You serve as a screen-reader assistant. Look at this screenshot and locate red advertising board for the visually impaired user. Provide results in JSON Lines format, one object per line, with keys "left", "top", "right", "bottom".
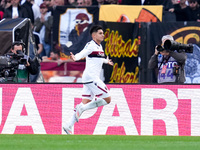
{"left": 0, "top": 84, "right": 199, "bottom": 136}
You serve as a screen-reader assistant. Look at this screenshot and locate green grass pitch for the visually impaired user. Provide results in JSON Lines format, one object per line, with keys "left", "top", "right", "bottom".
{"left": 0, "top": 134, "right": 200, "bottom": 150}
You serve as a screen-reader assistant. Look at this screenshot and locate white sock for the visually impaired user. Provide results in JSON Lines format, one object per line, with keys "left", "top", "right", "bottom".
{"left": 80, "top": 98, "right": 108, "bottom": 113}
{"left": 68, "top": 110, "right": 77, "bottom": 127}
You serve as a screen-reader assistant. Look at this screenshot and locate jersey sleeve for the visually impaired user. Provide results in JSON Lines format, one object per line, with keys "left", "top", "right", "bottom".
{"left": 74, "top": 43, "right": 93, "bottom": 61}
{"left": 103, "top": 58, "right": 108, "bottom": 64}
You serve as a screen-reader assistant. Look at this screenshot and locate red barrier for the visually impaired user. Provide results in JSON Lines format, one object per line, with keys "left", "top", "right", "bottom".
{"left": 40, "top": 62, "right": 85, "bottom": 82}
{"left": 40, "top": 62, "right": 85, "bottom": 71}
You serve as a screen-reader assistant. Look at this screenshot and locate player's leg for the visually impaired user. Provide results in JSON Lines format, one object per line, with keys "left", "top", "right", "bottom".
{"left": 79, "top": 96, "right": 111, "bottom": 113}
{"left": 75, "top": 84, "right": 93, "bottom": 122}
{"left": 63, "top": 102, "right": 93, "bottom": 134}
{"left": 74, "top": 99, "right": 90, "bottom": 122}
{"left": 63, "top": 85, "right": 92, "bottom": 134}
{"left": 76, "top": 80, "right": 111, "bottom": 119}
{"left": 63, "top": 110, "right": 76, "bottom": 134}
{"left": 87, "top": 79, "right": 111, "bottom": 107}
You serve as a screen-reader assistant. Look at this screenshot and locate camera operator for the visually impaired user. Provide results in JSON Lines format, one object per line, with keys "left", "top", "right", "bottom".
{"left": 148, "top": 35, "right": 187, "bottom": 84}
{"left": 8, "top": 41, "right": 39, "bottom": 82}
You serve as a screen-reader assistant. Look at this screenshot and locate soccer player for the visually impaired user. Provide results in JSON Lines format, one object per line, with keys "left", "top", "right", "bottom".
{"left": 63, "top": 25, "right": 113, "bottom": 134}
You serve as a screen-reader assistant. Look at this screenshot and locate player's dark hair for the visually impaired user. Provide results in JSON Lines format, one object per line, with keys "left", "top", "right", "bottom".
{"left": 90, "top": 25, "right": 103, "bottom": 35}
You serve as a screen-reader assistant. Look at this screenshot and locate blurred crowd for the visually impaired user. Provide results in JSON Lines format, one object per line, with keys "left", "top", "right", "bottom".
{"left": 0, "top": 0, "right": 199, "bottom": 59}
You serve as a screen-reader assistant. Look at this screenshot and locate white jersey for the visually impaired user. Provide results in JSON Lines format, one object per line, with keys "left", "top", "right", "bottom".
{"left": 75, "top": 40, "right": 108, "bottom": 83}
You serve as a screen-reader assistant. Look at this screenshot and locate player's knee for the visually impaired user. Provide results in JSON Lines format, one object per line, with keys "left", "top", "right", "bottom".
{"left": 104, "top": 96, "right": 111, "bottom": 104}
{"left": 82, "top": 99, "right": 92, "bottom": 104}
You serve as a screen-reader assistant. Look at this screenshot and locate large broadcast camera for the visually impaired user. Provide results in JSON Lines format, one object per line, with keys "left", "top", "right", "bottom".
{"left": 0, "top": 50, "right": 27, "bottom": 82}
{"left": 157, "top": 40, "right": 193, "bottom": 53}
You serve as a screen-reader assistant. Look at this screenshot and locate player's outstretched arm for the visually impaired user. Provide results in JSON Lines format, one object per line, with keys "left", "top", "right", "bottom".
{"left": 106, "top": 56, "right": 114, "bottom": 66}
{"left": 70, "top": 52, "right": 76, "bottom": 62}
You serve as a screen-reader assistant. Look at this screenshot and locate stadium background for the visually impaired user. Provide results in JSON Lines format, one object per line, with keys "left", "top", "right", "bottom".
{"left": 51, "top": 5, "right": 200, "bottom": 84}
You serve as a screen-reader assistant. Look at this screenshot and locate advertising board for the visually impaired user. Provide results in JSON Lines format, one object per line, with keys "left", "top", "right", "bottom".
{"left": 0, "top": 84, "right": 199, "bottom": 136}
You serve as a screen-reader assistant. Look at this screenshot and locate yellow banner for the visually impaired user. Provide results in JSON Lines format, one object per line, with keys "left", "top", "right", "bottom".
{"left": 99, "top": 5, "right": 163, "bottom": 22}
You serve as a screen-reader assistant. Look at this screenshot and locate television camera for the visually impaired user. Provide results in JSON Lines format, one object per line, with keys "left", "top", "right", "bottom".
{"left": 0, "top": 50, "right": 27, "bottom": 82}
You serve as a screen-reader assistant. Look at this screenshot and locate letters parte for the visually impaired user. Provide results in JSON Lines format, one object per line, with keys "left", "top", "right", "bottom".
{"left": 0, "top": 85, "right": 199, "bottom": 135}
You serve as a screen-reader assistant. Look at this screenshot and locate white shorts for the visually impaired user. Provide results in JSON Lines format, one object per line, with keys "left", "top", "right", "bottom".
{"left": 82, "top": 79, "right": 110, "bottom": 100}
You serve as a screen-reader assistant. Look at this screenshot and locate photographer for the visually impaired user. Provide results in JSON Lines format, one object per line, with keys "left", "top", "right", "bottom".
{"left": 148, "top": 35, "right": 187, "bottom": 84}
{"left": 8, "top": 41, "right": 39, "bottom": 82}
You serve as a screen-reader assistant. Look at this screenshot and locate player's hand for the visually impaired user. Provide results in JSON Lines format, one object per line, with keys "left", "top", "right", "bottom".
{"left": 107, "top": 56, "right": 114, "bottom": 66}
{"left": 70, "top": 52, "right": 76, "bottom": 61}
